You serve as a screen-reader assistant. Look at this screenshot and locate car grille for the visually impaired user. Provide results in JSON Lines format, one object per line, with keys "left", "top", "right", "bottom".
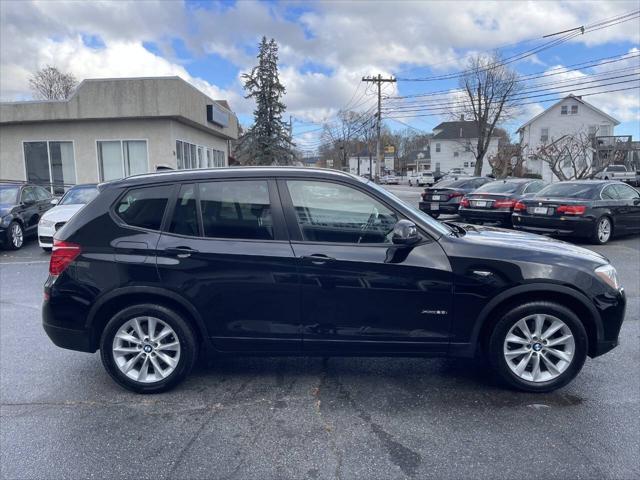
{"left": 39, "top": 236, "right": 53, "bottom": 244}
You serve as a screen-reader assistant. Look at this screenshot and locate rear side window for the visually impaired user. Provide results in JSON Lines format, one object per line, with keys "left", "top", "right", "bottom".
{"left": 601, "top": 185, "right": 618, "bottom": 200}
{"left": 115, "top": 185, "right": 171, "bottom": 231}
{"left": 199, "top": 180, "right": 274, "bottom": 240}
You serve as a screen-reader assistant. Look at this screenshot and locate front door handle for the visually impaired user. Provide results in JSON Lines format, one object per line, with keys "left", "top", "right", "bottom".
{"left": 165, "top": 246, "right": 199, "bottom": 258}
{"left": 301, "top": 254, "right": 335, "bottom": 265}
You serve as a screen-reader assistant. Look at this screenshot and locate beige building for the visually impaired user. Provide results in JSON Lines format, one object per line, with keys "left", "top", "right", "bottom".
{"left": 0, "top": 77, "right": 239, "bottom": 192}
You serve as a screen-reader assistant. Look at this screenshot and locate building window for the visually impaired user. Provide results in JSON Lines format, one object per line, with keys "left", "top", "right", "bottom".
{"left": 571, "top": 105, "right": 578, "bottom": 115}
{"left": 177, "top": 140, "right": 226, "bottom": 170}
{"left": 97, "top": 140, "right": 148, "bottom": 181}
{"left": 470, "top": 161, "right": 476, "bottom": 167}
{"left": 599, "top": 124, "right": 611, "bottom": 136}
{"left": 540, "top": 128, "right": 549, "bottom": 143}
{"left": 561, "top": 106, "right": 568, "bottom": 115}
{"left": 23, "top": 141, "right": 76, "bottom": 194}
{"left": 465, "top": 142, "right": 471, "bottom": 152}
{"left": 588, "top": 125, "right": 597, "bottom": 137}
{"left": 463, "top": 162, "right": 469, "bottom": 167}
{"left": 435, "top": 143, "right": 441, "bottom": 153}
{"left": 454, "top": 151, "right": 459, "bottom": 157}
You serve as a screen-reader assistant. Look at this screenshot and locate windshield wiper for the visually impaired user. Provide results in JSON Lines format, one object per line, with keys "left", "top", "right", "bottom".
{"left": 442, "top": 221, "right": 466, "bottom": 236}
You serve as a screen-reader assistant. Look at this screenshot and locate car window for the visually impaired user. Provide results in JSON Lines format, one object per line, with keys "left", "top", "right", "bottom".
{"left": 0, "top": 185, "right": 20, "bottom": 204}
{"left": 115, "top": 185, "right": 171, "bottom": 231}
{"left": 60, "top": 186, "right": 98, "bottom": 205}
{"left": 607, "top": 165, "right": 626, "bottom": 172}
{"left": 34, "top": 186, "right": 52, "bottom": 200}
{"left": 199, "top": 180, "right": 274, "bottom": 240}
{"left": 524, "top": 181, "right": 546, "bottom": 194}
{"left": 21, "top": 187, "right": 37, "bottom": 203}
{"left": 169, "top": 184, "right": 199, "bottom": 237}
{"left": 287, "top": 180, "right": 398, "bottom": 244}
{"left": 613, "top": 184, "right": 639, "bottom": 200}
{"left": 600, "top": 185, "right": 618, "bottom": 200}
{"left": 474, "top": 181, "right": 520, "bottom": 194}
{"left": 537, "top": 183, "right": 598, "bottom": 199}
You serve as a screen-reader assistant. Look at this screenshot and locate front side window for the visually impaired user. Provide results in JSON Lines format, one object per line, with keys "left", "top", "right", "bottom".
{"left": 21, "top": 187, "right": 37, "bottom": 204}
{"left": 169, "top": 184, "right": 199, "bottom": 236}
{"left": 115, "top": 185, "right": 171, "bottom": 231}
{"left": 199, "top": 180, "right": 273, "bottom": 240}
{"left": 287, "top": 180, "right": 398, "bottom": 244}
{"left": 613, "top": 184, "right": 639, "bottom": 200}
{"left": 34, "top": 186, "right": 52, "bottom": 201}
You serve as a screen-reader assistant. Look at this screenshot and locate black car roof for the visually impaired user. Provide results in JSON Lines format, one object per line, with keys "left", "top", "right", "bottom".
{"left": 103, "top": 167, "right": 358, "bottom": 188}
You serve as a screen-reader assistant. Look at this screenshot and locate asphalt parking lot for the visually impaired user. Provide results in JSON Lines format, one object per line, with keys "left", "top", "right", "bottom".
{"left": 1, "top": 187, "right": 638, "bottom": 480}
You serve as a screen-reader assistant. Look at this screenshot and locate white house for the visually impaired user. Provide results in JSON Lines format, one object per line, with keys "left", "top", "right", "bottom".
{"left": 347, "top": 152, "right": 394, "bottom": 176}
{"left": 431, "top": 119, "right": 498, "bottom": 176}
{"left": 518, "top": 95, "right": 620, "bottom": 182}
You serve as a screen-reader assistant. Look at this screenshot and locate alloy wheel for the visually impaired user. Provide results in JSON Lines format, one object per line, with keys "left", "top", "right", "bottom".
{"left": 112, "top": 316, "right": 181, "bottom": 383}
{"left": 597, "top": 218, "right": 611, "bottom": 243}
{"left": 503, "top": 314, "right": 575, "bottom": 383}
{"left": 10, "top": 223, "right": 23, "bottom": 248}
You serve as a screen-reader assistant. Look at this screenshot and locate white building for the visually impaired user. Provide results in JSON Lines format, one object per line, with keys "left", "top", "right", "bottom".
{"left": 347, "top": 153, "right": 394, "bottom": 176}
{"left": 0, "top": 77, "right": 238, "bottom": 192}
{"left": 518, "top": 95, "right": 619, "bottom": 182}
{"left": 431, "top": 120, "right": 498, "bottom": 176}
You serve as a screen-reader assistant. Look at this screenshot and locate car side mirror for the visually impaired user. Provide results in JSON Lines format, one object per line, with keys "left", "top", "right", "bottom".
{"left": 50, "top": 197, "right": 59, "bottom": 205}
{"left": 633, "top": 198, "right": 640, "bottom": 205}
{"left": 392, "top": 219, "right": 420, "bottom": 246}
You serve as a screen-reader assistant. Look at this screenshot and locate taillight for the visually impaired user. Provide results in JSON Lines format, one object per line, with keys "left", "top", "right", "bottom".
{"left": 50, "top": 239, "right": 81, "bottom": 275}
{"left": 557, "top": 205, "right": 587, "bottom": 216}
{"left": 513, "top": 201, "right": 526, "bottom": 212}
{"left": 493, "top": 198, "right": 516, "bottom": 209}
{"left": 449, "top": 191, "right": 463, "bottom": 199}
{"left": 460, "top": 197, "right": 470, "bottom": 207}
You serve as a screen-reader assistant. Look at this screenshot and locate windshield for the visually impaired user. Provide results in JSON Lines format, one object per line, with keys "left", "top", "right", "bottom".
{"left": 60, "top": 185, "right": 99, "bottom": 205}
{"left": 474, "top": 180, "right": 521, "bottom": 194}
{"left": 537, "top": 182, "right": 598, "bottom": 199}
{"left": 364, "top": 179, "right": 451, "bottom": 236}
{"left": 607, "top": 165, "right": 626, "bottom": 172}
{"left": 0, "top": 185, "right": 19, "bottom": 204}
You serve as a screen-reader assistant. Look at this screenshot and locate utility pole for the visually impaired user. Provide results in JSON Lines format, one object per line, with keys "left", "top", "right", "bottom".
{"left": 289, "top": 115, "right": 293, "bottom": 165}
{"left": 362, "top": 74, "right": 396, "bottom": 182}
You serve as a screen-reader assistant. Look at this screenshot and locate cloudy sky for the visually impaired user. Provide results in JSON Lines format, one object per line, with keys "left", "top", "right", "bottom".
{"left": 1, "top": 0, "right": 638, "bottom": 151}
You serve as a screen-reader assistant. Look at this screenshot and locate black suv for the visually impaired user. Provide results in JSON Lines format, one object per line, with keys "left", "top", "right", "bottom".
{"left": 1, "top": 181, "right": 55, "bottom": 250}
{"left": 43, "top": 168, "right": 626, "bottom": 393}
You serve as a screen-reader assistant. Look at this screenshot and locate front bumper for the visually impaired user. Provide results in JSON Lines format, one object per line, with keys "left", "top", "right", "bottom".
{"left": 512, "top": 213, "right": 594, "bottom": 237}
{"left": 38, "top": 224, "right": 55, "bottom": 248}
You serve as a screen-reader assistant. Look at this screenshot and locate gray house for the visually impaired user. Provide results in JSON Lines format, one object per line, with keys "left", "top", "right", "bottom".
{"left": 0, "top": 77, "right": 239, "bottom": 191}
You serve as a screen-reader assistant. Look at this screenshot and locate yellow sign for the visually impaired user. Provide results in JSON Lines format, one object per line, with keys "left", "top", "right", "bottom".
{"left": 384, "top": 145, "right": 395, "bottom": 154}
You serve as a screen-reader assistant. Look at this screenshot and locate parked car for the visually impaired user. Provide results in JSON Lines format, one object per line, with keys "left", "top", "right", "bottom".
{"left": 512, "top": 180, "right": 640, "bottom": 244}
{"left": 380, "top": 174, "right": 400, "bottom": 185}
{"left": 595, "top": 165, "right": 638, "bottom": 186}
{"left": 459, "top": 178, "right": 548, "bottom": 227}
{"left": 43, "top": 167, "right": 626, "bottom": 393}
{"left": 0, "top": 182, "right": 55, "bottom": 250}
{"left": 38, "top": 184, "right": 99, "bottom": 251}
{"left": 448, "top": 168, "right": 469, "bottom": 176}
{"left": 409, "top": 171, "right": 435, "bottom": 187}
{"left": 419, "top": 177, "right": 492, "bottom": 218}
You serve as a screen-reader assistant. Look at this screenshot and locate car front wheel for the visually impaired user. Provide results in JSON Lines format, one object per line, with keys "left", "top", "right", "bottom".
{"left": 488, "top": 301, "right": 587, "bottom": 392}
{"left": 6, "top": 221, "right": 24, "bottom": 250}
{"left": 100, "top": 304, "right": 198, "bottom": 393}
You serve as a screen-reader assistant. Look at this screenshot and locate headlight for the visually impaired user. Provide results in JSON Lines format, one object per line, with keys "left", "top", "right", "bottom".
{"left": 1, "top": 214, "right": 12, "bottom": 226}
{"left": 39, "top": 218, "right": 55, "bottom": 227}
{"left": 595, "top": 264, "right": 621, "bottom": 290}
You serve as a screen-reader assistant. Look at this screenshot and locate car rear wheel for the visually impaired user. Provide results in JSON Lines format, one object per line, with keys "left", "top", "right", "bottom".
{"left": 488, "top": 301, "right": 587, "bottom": 392}
{"left": 100, "top": 304, "right": 198, "bottom": 393}
{"left": 6, "top": 221, "right": 24, "bottom": 250}
{"left": 592, "top": 216, "right": 612, "bottom": 244}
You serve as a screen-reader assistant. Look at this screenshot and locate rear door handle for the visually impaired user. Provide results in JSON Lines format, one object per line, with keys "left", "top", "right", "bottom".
{"left": 165, "top": 246, "right": 199, "bottom": 258}
{"left": 301, "top": 254, "right": 335, "bottom": 265}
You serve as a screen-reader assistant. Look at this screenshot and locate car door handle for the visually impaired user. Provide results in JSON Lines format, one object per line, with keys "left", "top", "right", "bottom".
{"left": 301, "top": 254, "right": 335, "bottom": 265}
{"left": 165, "top": 246, "right": 199, "bottom": 258}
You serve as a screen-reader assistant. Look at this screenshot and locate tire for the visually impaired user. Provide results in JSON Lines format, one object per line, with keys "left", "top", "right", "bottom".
{"left": 42, "top": 247, "right": 52, "bottom": 252}
{"left": 6, "top": 221, "right": 24, "bottom": 250}
{"left": 487, "top": 301, "right": 588, "bottom": 393}
{"left": 100, "top": 304, "right": 198, "bottom": 393}
{"left": 591, "top": 216, "right": 612, "bottom": 245}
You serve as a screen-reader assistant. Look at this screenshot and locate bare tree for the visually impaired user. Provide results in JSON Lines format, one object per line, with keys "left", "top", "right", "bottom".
{"left": 488, "top": 143, "right": 526, "bottom": 178}
{"left": 457, "top": 52, "right": 520, "bottom": 176}
{"left": 321, "top": 110, "right": 365, "bottom": 170}
{"left": 533, "top": 131, "right": 628, "bottom": 180}
{"left": 29, "top": 66, "right": 78, "bottom": 100}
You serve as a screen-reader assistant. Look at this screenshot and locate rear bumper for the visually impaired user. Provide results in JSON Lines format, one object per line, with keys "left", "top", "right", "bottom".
{"left": 419, "top": 201, "right": 459, "bottom": 214}
{"left": 42, "top": 291, "right": 95, "bottom": 353}
{"left": 459, "top": 208, "right": 512, "bottom": 223}
{"left": 512, "top": 213, "right": 594, "bottom": 237}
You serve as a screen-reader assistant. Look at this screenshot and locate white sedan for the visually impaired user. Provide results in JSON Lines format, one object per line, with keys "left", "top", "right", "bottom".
{"left": 38, "top": 184, "right": 99, "bottom": 251}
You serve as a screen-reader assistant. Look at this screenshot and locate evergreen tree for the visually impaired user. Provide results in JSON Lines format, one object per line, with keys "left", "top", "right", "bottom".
{"left": 237, "top": 37, "right": 294, "bottom": 165}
